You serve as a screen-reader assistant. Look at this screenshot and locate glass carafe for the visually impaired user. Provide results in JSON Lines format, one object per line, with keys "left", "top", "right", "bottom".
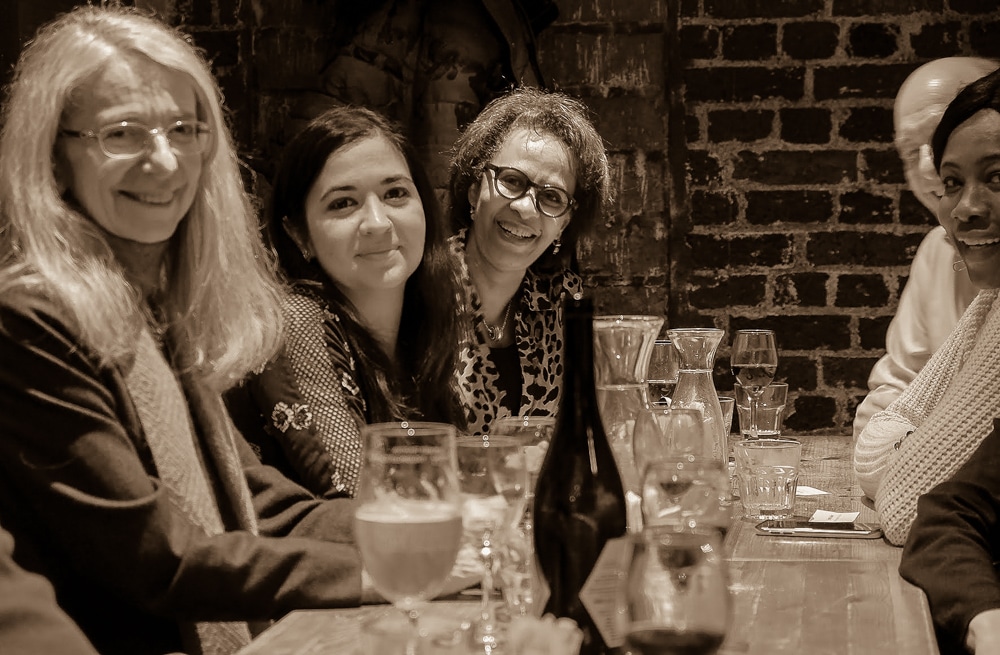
{"left": 593, "top": 315, "right": 664, "bottom": 532}
{"left": 666, "top": 328, "right": 727, "bottom": 469}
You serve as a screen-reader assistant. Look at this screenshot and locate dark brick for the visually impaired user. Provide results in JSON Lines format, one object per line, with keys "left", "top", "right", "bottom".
{"left": 609, "top": 153, "right": 666, "bottom": 217}
{"left": 807, "top": 231, "right": 925, "bottom": 266}
{"left": 777, "top": 355, "right": 819, "bottom": 391}
{"left": 191, "top": 30, "right": 240, "bottom": 68}
{"left": 746, "top": 190, "right": 834, "bottom": 225}
{"left": 970, "top": 21, "right": 1000, "bottom": 59}
{"left": 684, "top": 67, "right": 806, "bottom": 103}
{"left": 590, "top": 285, "right": 669, "bottom": 318}
{"left": 839, "top": 190, "right": 894, "bottom": 225}
{"left": 835, "top": 274, "right": 890, "bottom": 307}
{"left": 910, "top": 22, "right": 964, "bottom": 59}
{"left": 219, "top": 0, "right": 240, "bottom": 25}
{"left": 839, "top": 106, "right": 894, "bottom": 143}
{"left": 780, "top": 108, "right": 832, "bottom": 144}
{"left": 686, "top": 233, "right": 792, "bottom": 268}
{"left": 680, "top": 25, "right": 719, "bottom": 60}
{"left": 859, "top": 316, "right": 892, "bottom": 350}
{"left": 707, "top": 109, "right": 774, "bottom": 142}
{"left": 739, "top": 315, "right": 852, "bottom": 350}
{"left": 722, "top": 24, "right": 778, "bottom": 61}
{"left": 824, "top": 356, "right": 874, "bottom": 388}
{"left": 586, "top": 96, "right": 667, "bottom": 150}
{"left": 691, "top": 190, "right": 739, "bottom": 225}
{"left": 862, "top": 148, "right": 905, "bottom": 185}
{"left": 832, "top": 0, "right": 944, "bottom": 16}
{"left": 782, "top": 22, "right": 840, "bottom": 60}
{"left": 705, "top": 0, "right": 824, "bottom": 18}
{"left": 680, "top": 0, "right": 700, "bottom": 17}
{"left": 734, "top": 150, "right": 857, "bottom": 185}
{"left": 953, "top": 0, "right": 1000, "bottom": 12}
{"left": 188, "top": 0, "right": 213, "bottom": 25}
{"left": 784, "top": 395, "right": 836, "bottom": 432}
{"left": 688, "top": 274, "right": 767, "bottom": 309}
{"left": 686, "top": 150, "right": 724, "bottom": 186}
{"left": 686, "top": 113, "right": 701, "bottom": 144}
{"left": 899, "top": 192, "right": 936, "bottom": 226}
{"left": 775, "top": 273, "right": 829, "bottom": 307}
{"left": 847, "top": 23, "right": 899, "bottom": 59}
{"left": 814, "top": 63, "right": 914, "bottom": 100}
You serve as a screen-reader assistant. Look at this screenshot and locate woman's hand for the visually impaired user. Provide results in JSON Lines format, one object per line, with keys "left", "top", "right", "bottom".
{"left": 968, "top": 608, "right": 1000, "bottom": 654}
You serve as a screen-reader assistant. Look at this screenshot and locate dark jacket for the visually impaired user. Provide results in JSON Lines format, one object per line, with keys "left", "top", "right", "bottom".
{"left": 0, "top": 523, "right": 99, "bottom": 655}
{"left": 0, "top": 291, "right": 363, "bottom": 655}
{"left": 900, "top": 418, "right": 1000, "bottom": 655}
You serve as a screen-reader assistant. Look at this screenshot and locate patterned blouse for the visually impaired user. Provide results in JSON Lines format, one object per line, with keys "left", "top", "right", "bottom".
{"left": 229, "top": 285, "right": 366, "bottom": 498}
{"left": 450, "top": 230, "right": 582, "bottom": 436}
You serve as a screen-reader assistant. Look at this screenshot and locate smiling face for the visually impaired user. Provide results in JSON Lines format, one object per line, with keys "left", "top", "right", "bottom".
{"left": 298, "top": 134, "right": 425, "bottom": 305}
{"left": 467, "top": 128, "right": 576, "bottom": 275}
{"left": 56, "top": 54, "right": 203, "bottom": 243}
{"left": 938, "top": 109, "right": 1000, "bottom": 289}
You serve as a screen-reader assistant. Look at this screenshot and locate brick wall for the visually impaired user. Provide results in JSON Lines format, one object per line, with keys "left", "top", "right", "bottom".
{"left": 132, "top": 0, "right": 1000, "bottom": 434}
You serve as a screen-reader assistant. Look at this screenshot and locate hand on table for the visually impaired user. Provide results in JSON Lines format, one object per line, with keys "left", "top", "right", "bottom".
{"left": 968, "top": 608, "right": 1000, "bottom": 654}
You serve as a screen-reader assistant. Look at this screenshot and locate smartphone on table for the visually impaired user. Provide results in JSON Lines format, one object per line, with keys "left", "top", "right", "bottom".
{"left": 755, "top": 519, "right": 883, "bottom": 539}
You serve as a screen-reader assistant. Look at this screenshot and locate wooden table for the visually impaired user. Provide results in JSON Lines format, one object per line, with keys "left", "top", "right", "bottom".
{"left": 238, "top": 434, "right": 939, "bottom": 655}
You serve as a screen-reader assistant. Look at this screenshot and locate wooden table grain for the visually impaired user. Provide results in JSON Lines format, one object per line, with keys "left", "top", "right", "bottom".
{"left": 238, "top": 434, "right": 939, "bottom": 655}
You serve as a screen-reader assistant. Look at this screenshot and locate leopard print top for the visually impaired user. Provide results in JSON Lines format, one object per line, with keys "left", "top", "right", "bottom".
{"left": 450, "top": 231, "right": 582, "bottom": 436}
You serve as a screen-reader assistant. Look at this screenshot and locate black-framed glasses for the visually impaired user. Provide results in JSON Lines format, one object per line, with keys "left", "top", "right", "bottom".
{"left": 483, "top": 164, "right": 576, "bottom": 218}
{"left": 59, "top": 120, "right": 212, "bottom": 159}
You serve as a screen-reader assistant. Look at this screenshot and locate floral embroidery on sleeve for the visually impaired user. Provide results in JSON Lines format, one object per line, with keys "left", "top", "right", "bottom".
{"left": 271, "top": 401, "right": 314, "bottom": 433}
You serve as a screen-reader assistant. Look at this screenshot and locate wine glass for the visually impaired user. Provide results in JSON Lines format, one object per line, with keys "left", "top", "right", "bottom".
{"left": 457, "top": 435, "right": 529, "bottom": 652}
{"left": 490, "top": 416, "right": 555, "bottom": 617}
{"left": 730, "top": 330, "right": 778, "bottom": 440}
{"left": 641, "top": 455, "right": 734, "bottom": 539}
{"left": 354, "top": 422, "right": 463, "bottom": 655}
{"left": 647, "top": 339, "right": 679, "bottom": 406}
{"left": 622, "top": 526, "right": 731, "bottom": 655}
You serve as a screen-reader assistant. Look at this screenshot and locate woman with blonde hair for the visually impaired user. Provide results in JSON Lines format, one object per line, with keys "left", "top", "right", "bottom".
{"left": 0, "top": 6, "right": 367, "bottom": 655}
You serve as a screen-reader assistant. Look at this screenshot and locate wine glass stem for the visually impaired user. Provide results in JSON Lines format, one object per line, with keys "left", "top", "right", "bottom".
{"left": 750, "top": 395, "right": 760, "bottom": 440}
{"left": 479, "top": 530, "right": 498, "bottom": 641}
{"left": 405, "top": 608, "right": 420, "bottom": 655}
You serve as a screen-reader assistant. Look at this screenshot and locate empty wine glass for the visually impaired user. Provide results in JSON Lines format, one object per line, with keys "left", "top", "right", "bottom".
{"left": 730, "top": 330, "right": 778, "bottom": 440}
{"left": 622, "top": 526, "right": 731, "bottom": 655}
{"left": 457, "top": 435, "right": 529, "bottom": 652}
{"left": 641, "top": 455, "right": 734, "bottom": 538}
{"left": 354, "top": 422, "right": 463, "bottom": 655}
{"left": 490, "top": 416, "right": 555, "bottom": 617}
{"left": 647, "top": 339, "right": 679, "bottom": 405}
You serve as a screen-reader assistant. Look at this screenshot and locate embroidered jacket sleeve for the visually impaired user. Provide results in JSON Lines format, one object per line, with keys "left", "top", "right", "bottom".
{"left": 240, "top": 289, "right": 366, "bottom": 498}
{"left": 0, "top": 293, "right": 363, "bottom": 649}
{"left": 900, "top": 420, "right": 1000, "bottom": 655}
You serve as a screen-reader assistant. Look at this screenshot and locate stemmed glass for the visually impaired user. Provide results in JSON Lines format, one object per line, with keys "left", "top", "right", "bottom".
{"left": 730, "top": 330, "right": 778, "bottom": 440}
{"left": 641, "top": 455, "right": 734, "bottom": 538}
{"left": 647, "top": 339, "right": 679, "bottom": 406}
{"left": 457, "top": 435, "right": 529, "bottom": 652}
{"left": 354, "top": 422, "right": 464, "bottom": 655}
{"left": 490, "top": 416, "right": 556, "bottom": 617}
{"left": 622, "top": 526, "right": 731, "bottom": 655}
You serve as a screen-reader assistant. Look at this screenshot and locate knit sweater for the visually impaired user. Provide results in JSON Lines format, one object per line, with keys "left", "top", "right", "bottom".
{"left": 854, "top": 288, "right": 1000, "bottom": 545}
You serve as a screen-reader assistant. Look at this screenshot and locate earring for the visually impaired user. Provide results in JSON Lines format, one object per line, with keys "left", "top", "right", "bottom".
{"left": 953, "top": 259, "right": 967, "bottom": 272}
{"left": 552, "top": 239, "right": 561, "bottom": 255}
{"left": 470, "top": 207, "right": 476, "bottom": 222}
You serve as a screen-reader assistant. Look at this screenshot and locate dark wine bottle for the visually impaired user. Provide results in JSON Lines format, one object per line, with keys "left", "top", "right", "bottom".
{"left": 533, "top": 293, "right": 628, "bottom": 655}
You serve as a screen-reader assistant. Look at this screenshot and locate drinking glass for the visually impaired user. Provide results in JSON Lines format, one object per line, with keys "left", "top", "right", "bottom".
{"left": 730, "top": 330, "right": 778, "bottom": 440}
{"left": 457, "top": 435, "right": 529, "bottom": 652}
{"left": 647, "top": 339, "right": 679, "bottom": 405}
{"left": 621, "top": 526, "right": 731, "bottom": 655}
{"left": 490, "top": 416, "right": 555, "bottom": 617}
{"left": 641, "top": 455, "right": 734, "bottom": 538}
{"left": 355, "top": 422, "right": 464, "bottom": 655}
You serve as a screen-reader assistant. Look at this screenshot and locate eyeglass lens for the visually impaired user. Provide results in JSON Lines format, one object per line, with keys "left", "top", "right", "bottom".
{"left": 100, "top": 122, "right": 208, "bottom": 157}
{"left": 489, "top": 166, "right": 571, "bottom": 217}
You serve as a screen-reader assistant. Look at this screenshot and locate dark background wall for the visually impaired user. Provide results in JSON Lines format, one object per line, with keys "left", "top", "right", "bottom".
{"left": 4, "top": 0, "right": 1000, "bottom": 434}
